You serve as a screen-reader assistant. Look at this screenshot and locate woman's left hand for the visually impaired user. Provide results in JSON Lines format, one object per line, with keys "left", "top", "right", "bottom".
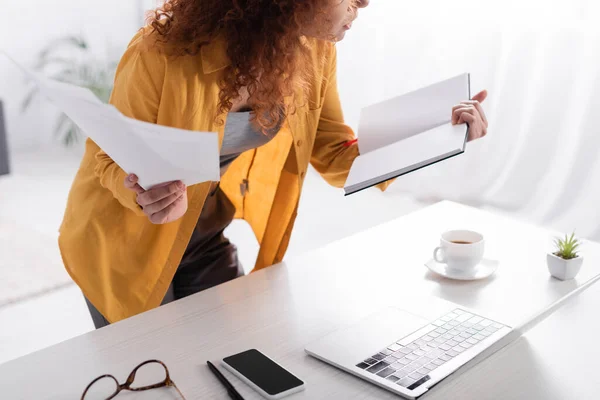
{"left": 452, "top": 90, "right": 489, "bottom": 142}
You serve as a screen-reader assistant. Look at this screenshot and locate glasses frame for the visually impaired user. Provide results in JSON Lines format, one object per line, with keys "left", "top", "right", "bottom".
{"left": 81, "top": 359, "right": 185, "bottom": 400}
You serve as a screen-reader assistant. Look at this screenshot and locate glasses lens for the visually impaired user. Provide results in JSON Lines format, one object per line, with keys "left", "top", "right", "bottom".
{"left": 83, "top": 376, "right": 118, "bottom": 400}
{"left": 130, "top": 361, "right": 168, "bottom": 389}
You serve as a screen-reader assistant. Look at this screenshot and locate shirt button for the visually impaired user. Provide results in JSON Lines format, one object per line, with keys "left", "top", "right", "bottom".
{"left": 296, "top": 139, "right": 303, "bottom": 147}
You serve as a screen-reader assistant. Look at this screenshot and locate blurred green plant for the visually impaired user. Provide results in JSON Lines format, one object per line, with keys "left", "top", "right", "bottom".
{"left": 553, "top": 232, "right": 581, "bottom": 260}
{"left": 20, "top": 35, "right": 118, "bottom": 146}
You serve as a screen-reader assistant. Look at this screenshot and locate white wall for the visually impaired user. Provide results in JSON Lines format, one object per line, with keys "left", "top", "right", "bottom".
{"left": 0, "top": 0, "right": 154, "bottom": 150}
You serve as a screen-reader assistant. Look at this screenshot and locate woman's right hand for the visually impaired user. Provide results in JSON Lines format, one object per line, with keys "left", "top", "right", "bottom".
{"left": 124, "top": 174, "right": 188, "bottom": 224}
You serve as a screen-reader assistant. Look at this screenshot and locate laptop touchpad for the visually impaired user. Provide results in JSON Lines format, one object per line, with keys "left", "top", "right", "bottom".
{"left": 306, "top": 307, "right": 429, "bottom": 366}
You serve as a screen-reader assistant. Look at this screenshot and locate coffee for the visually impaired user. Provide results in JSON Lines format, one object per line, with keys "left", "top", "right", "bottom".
{"left": 434, "top": 230, "right": 485, "bottom": 271}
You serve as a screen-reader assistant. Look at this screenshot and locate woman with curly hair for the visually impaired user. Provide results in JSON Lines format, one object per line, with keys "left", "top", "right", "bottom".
{"left": 59, "top": 0, "right": 489, "bottom": 328}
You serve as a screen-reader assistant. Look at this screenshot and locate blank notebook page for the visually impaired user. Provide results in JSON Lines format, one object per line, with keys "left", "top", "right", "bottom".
{"left": 357, "top": 73, "right": 470, "bottom": 155}
{"left": 345, "top": 123, "right": 467, "bottom": 189}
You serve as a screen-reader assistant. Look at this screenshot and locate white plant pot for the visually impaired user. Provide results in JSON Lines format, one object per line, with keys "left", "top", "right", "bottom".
{"left": 547, "top": 253, "right": 583, "bottom": 281}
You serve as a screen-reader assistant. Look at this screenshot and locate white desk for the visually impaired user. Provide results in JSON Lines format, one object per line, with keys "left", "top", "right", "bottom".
{"left": 1, "top": 201, "right": 599, "bottom": 399}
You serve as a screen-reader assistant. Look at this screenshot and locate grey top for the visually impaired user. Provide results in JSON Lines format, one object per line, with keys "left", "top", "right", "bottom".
{"left": 219, "top": 111, "right": 280, "bottom": 175}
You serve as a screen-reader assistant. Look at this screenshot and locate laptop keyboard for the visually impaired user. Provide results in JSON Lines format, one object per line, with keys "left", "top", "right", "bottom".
{"left": 355, "top": 309, "right": 506, "bottom": 390}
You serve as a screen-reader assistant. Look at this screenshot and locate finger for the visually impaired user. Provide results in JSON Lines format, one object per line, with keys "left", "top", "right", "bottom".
{"left": 460, "top": 100, "right": 488, "bottom": 126}
{"left": 452, "top": 104, "right": 474, "bottom": 113}
{"left": 453, "top": 107, "right": 476, "bottom": 124}
{"left": 471, "top": 90, "right": 488, "bottom": 103}
{"left": 453, "top": 105, "right": 475, "bottom": 115}
{"left": 458, "top": 110, "right": 487, "bottom": 136}
{"left": 124, "top": 174, "right": 145, "bottom": 195}
{"left": 149, "top": 194, "right": 185, "bottom": 225}
{"left": 452, "top": 105, "right": 474, "bottom": 124}
{"left": 137, "top": 181, "right": 185, "bottom": 207}
{"left": 142, "top": 191, "right": 182, "bottom": 215}
{"left": 150, "top": 180, "right": 181, "bottom": 189}
{"left": 459, "top": 112, "right": 476, "bottom": 125}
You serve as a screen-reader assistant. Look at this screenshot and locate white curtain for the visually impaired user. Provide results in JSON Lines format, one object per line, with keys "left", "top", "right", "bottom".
{"left": 335, "top": 0, "right": 600, "bottom": 239}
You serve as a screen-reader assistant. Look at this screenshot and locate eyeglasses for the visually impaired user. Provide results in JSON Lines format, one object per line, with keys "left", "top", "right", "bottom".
{"left": 81, "top": 360, "right": 186, "bottom": 400}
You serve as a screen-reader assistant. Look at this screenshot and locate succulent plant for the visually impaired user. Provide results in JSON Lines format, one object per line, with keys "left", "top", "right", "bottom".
{"left": 553, "top": 232, "right": 581, "bottom": 260}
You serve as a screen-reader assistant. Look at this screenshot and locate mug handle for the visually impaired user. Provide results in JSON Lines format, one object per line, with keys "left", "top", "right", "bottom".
{"left": 433, "top": 247, "right": 446, "bottom": 263}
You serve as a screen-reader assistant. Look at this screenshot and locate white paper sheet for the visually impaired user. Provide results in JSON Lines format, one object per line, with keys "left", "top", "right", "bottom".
{"left": 124, "top": 117, "right": 220, "bottom": 189}
{"left": 357, "top": 73, "right": 470, "bottom": 155}
{"left": 4, "top": 52, "right": 220, "bottom": 190}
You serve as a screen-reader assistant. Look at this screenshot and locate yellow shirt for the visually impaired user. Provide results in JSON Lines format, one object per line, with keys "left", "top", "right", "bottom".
{"left": 58, "top": 29, "right": 392, "bottom": 323}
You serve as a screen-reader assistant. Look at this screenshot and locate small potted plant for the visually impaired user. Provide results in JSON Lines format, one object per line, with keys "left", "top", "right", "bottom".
{"left": 547, "top": 232, "right": 583, "bottom": 280}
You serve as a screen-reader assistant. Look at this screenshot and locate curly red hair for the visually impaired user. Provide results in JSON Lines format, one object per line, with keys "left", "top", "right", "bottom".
{"left": 147, "top": 0, "right": 332, "bottom": 134}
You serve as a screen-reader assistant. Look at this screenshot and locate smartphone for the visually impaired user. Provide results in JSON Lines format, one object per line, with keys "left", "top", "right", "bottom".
{"left": 221, "top": 349, "right": 305, "bottom": 399}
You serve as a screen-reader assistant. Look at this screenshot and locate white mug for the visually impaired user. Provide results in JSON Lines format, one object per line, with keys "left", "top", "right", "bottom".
{"left": 433, "top": 230, "right": 485, "bottom": 271}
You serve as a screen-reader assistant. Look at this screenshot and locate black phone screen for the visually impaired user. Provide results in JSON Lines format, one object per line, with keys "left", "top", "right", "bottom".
{"left": 223, "top": 349, "right": 304, "bottom": 395}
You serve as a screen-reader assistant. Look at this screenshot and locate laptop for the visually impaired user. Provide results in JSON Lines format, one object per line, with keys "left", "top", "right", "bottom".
{"left": 305, "top": 275, "right": 600, "bottom": 399}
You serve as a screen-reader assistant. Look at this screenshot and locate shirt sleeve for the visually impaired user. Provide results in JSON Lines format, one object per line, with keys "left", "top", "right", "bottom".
{"left": 310, "top": 45, "right": 394, "bottom": 192}
{"left": 93, "top": 34, "right": 166, "bottom": 216}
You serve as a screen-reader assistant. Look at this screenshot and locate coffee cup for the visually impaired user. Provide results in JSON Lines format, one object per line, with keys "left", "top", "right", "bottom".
{"left": 433, "top": 230, "right": 485, "bottom": 271}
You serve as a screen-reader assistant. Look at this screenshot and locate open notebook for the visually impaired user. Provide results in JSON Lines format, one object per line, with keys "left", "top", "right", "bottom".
{"left": 344, "top": 73, "right": 471, "bottom": 195}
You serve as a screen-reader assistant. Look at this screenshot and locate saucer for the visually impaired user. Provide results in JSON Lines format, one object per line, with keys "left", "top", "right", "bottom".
{"left": 425, "top": 258, "right": 499, "bottom": 281}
